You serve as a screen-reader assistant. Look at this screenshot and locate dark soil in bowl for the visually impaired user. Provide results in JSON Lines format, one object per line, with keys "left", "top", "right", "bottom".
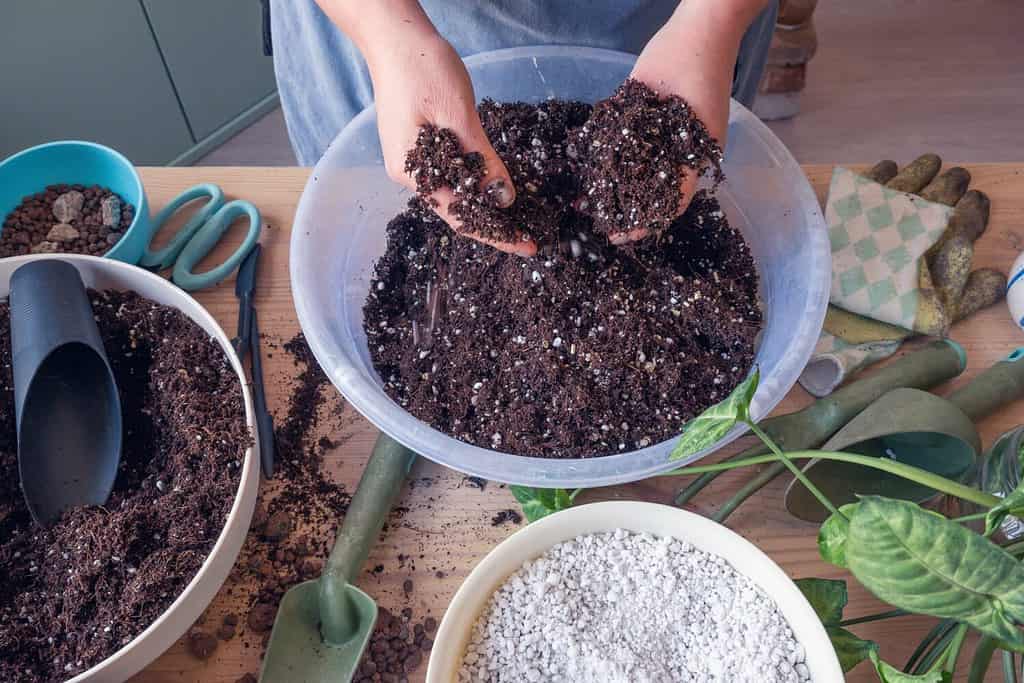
{"left": 365, "top": 89, "right": 761, "bottom": 459}
{"left": 0, "top": 290, "right": 248, "bottom": 682}
{"left": 0, "top": 184, "right": 135, "bottom": 258}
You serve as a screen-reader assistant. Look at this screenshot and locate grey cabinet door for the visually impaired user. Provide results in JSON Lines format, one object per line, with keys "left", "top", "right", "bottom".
{"left": 1, "top": 0, "right": 194, "bottom": 165}
{"left": 143, "top": 0, "right": 276, "bottom": 141}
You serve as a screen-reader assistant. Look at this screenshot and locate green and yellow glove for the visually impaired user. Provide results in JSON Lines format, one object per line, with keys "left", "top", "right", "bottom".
{"left": 799, "top": 155, "right": 1006, "bottom": 397}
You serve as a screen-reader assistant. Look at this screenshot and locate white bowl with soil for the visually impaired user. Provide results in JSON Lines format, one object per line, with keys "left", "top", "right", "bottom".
{"left": 427, "top": 501, "right": 843, "bottom": 682}
{"left": 0, "top": 255, "right": 259, "bottom": 682}
{"left": 292, "top": 46, "right": 830, "bottom": 487}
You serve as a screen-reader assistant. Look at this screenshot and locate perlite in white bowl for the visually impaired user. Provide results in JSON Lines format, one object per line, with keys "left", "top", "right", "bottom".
{"left": 428, "top": 502, "right": 842, "bottom": 682}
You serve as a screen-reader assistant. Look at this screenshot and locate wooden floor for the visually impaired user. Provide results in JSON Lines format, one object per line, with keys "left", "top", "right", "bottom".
{"left": 197, "top": 0, "right": 1024, "bottom": 168}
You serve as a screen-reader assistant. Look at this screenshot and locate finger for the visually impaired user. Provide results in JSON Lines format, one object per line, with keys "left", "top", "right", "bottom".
{"left": 609, "top": 228, "right": 650, "bottom": 245}
{"left": 919, "top": 167, "right": 970, "bottom": 206}
{"left": 450, "top": 113, "right": 516, "bottom": 208}
{"left": 472, "top": 233, "right": 537, "bottom": 258}
{"left": 862, "top": 160, "right": 898, "bottom": 184}
{"left": 676, "top": 172, "right": 700, "bottom": 216}
{"left": 886, "top": 153, "right": 941, "bottom": 193}
{"left": 949, "top": 190, "right": 990, "bottom": 243}
{"left": 429, "top": 187, "right": 536, "bottom": 257}
{"left": 608, "top": 170, "right": 699, "bottom": 245}
{"left": 954, "top": 268, "right": 1007, "bottom": 322}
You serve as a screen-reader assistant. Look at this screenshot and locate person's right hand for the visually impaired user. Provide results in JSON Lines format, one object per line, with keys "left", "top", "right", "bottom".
{"left": 365, "top": 33, "right": 536, "bottom": 257}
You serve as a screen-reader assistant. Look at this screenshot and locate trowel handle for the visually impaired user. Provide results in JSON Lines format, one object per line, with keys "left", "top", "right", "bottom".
{"left": 813, "top": 340, "right": 966, "bottom": 432}
{"left": 948, "top": 348, "right": 1024, "bottom": 422}
{"left": 324, "top": 434, "right": 416, "bottom": 583}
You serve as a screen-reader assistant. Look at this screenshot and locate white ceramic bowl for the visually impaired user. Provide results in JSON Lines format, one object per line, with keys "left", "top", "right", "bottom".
{"left": 427, "top": 501, "right": 843, "bottom": 682}
{"left": 0, "top": 255, "right": 259, "bottom": 683}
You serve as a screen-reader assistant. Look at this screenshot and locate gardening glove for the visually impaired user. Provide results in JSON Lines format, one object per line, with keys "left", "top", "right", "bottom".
{"left": 799, "top": 155, "right": 1006, "bottom": 397}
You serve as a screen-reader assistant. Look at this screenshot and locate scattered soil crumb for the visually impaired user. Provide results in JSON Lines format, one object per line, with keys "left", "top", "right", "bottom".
{"left": 491, "top": 509, "right": 523, "bottom": 527}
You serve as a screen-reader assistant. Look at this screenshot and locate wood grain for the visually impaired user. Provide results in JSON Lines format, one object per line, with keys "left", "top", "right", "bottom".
{"left": 129, "top": 165, "right": 1024, "bottom": 682}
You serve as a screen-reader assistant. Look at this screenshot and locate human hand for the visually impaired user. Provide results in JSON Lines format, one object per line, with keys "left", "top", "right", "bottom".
{"left": 614, "top": 0, "right": 766, "bottom": 244}
{"left": 366, "top": 34, "right": 536, "bottom": 256}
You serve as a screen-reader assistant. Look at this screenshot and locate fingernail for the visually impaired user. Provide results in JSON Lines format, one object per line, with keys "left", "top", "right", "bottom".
{"left": 485, "top": 180, "right": 515, "bottom": 209}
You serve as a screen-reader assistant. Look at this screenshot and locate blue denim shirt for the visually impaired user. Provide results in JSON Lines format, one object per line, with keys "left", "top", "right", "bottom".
{"left": 270, "top": 1, "right": 776, "bottom": 165}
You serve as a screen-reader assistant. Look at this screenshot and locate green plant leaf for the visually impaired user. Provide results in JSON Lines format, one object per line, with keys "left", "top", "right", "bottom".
{"left": 818, "top": 503, "right": 859, "bottom": 568}
{"left": 847, "top": 496, "right": 1024, "bottom": 648}
{"left": 509, "top": 486, "right": 577, "bottom": 523}
{"left": 795, "top": 577, "right": 848, "bottom": 624}
{"left": 670, "top": 368, "right": 759, "bottom": 461}
{"left": 794, "top": 578, "right": 878, "bottom": 672}
{"left": 828, "top": 625, "right": 879, "bottom": 673}
{"left": 870, "top": 650, "right": 950, "bottom": 682}
{"left": 986, "top": 488, "right": 1024, "bottom": 536}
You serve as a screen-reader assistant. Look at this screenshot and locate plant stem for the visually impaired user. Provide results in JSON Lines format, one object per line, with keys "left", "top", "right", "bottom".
{"left": 745, "top": 421, "right": 841, "bottom": 518}
{"left": 838, "top": 608, "right": 908, "bottom": 627}
{"left": 968, "top": 635, "right": 999, "bottom": 683}
{"left": 1003, "top": 650, "right": 1018, "bottom": 683}
{"left": 953, "top": 511, "right": 989, "bottom": 523}
{"left": 569, "top": 488, "right": 584, "bottom": 502}
{"left": 673, "top": 445, "right": 771, "bottom": 507}
{"left": 942, "top": 624, "right": 969, "bottom": 673}
{"left": 712, "top": 462, "right": 786, "bottom": 522}
{"left": 915, "top": 623, "right": 959, "bottom": 675}
{"left": 666, "top": 451, "right": 1002, "bottom": 509}
{"left": 906, "top": 619, "right": 955, "bottom": 673}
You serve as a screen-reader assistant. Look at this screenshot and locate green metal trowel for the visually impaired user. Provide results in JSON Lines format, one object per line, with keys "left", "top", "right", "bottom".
{"left": 260, "top": 434, "right": 416, "bottom": 682}
{"left": 786, "top": 347, "right": 1024, "bottom": 522}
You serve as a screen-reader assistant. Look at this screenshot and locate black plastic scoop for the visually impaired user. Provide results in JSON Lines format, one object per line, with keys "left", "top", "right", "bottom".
{"left": 9, "top": 260, "right": 122, "bottom": 526}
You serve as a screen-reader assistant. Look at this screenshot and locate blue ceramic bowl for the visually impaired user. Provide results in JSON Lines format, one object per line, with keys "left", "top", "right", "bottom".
{"left": 0, "top": 141, "right": 150, "bottom": 264}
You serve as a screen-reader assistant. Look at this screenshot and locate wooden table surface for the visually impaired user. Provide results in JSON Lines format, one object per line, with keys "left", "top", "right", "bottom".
{"left": 130, "top": 164, "right": 1024, "bottom": 682}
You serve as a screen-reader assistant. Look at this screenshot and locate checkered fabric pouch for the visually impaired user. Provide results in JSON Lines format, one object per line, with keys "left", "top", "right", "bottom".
{"left": 799, "top": 167, "right": 954, "bottom": 396}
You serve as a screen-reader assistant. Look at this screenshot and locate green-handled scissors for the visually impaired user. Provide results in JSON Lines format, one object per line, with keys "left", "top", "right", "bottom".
{"left": 139, "top": 183, "right": 260, "bottom": 291}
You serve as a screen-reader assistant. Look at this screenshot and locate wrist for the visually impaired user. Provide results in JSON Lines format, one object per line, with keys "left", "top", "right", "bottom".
{"left": 668, "top": 0, "right": 770, "bottom": 43}
{"left": 363, "top": 25, "right": 448, "bottom": 75}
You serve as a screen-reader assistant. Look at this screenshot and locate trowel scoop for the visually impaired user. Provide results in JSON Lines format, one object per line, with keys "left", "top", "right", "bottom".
{"left": 786, "top": 347, "right": 1024, "bottom": 522}
{"left": 9, "top": 260, "right": 122, "bottom": 526}
{"left": 260, "top": 433, "right": 416, "bottom": 682}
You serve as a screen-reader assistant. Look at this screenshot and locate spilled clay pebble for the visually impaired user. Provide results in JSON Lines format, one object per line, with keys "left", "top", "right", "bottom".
{"left": 459, "top": 529, "right": 811, "bottom": 683}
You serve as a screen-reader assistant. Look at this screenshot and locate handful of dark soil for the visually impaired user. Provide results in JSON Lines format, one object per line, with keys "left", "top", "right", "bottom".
{"left": 575, "top": 79, "right": 723, "bottom": 236}
{"left": 0, "top": 290, "right": 248, "bottom": 682}
{"left": 406, "top": 99, "right": 591, "bottom": 246}
{"left": 404, "top": 80, "right": 722, "bottom": 244}
{"left": 0, "top": 183, "right": 135, "bottom": 258}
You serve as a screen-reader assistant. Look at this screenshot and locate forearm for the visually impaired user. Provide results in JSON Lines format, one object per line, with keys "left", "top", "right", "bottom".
{"left": 314, "top": 0, "right": 441, "bottom": 64}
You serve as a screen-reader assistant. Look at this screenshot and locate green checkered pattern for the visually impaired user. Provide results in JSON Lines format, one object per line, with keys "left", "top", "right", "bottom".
{"left": 828, "top": 167, "right": 953, "bottom": 329}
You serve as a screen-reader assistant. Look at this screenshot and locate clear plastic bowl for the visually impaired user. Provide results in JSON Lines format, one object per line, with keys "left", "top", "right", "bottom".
{"left": 291, "top": 46, "right": 829, "bottom": 488}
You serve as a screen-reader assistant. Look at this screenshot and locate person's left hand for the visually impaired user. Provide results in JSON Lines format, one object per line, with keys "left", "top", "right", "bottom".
{"left": 614, "top": 0, "right": 764, "bottom": 244}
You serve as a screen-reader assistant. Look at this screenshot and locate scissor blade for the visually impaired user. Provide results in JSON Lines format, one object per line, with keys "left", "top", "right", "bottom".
{"left": 235, "top": 243, "right": 261, "bottom": 299}
{"left": 233, "top": 244, "right": 261, "bottom": 358}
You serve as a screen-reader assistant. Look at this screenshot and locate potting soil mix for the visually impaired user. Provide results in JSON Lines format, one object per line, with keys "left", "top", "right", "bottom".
{"left": 365, "top": 81, "right": 762, "bottom": 458}
{"left": 0, "top": 291, "right": 248, "bottom": 681}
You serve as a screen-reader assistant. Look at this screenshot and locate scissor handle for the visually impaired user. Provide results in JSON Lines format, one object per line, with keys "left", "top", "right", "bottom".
{"left": 140, "top": 183, "right": 225, "bottom": 270}
{"left": 172, "top": 200, "right": 261, "bottom": 291}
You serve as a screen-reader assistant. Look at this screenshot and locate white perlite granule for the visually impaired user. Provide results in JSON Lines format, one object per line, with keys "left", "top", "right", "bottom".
{"left": 459, "top": 529, "right": 812, "bottom": 683}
